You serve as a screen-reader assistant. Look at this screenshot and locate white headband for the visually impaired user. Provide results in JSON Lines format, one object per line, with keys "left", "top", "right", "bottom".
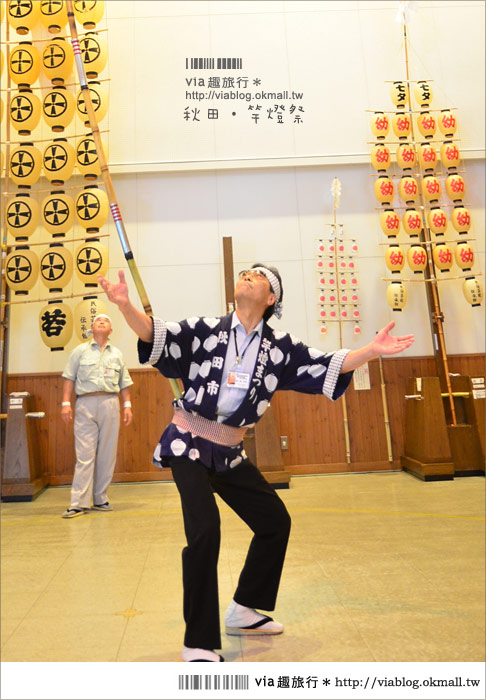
{"left": 92, "top": 313, "right": 111, "bottom": 325}
{"left": 252, "top": 267, "right": 283, "bottom": 319}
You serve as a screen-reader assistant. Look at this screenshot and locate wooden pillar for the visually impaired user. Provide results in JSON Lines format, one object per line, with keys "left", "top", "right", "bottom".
{"left": 1, "top": 392, "right": 48, "bottom": 501}
{"left": 222, "top": 237, "right": 291, "bottom": 488}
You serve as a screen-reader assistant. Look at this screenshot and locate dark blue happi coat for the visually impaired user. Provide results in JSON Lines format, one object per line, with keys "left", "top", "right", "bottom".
{"left": 138, "top": 314, "right": 353, "bottom": 472}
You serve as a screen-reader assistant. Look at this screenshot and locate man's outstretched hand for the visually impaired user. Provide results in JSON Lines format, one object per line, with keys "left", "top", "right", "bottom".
{"left": 98, "top": 270, "right": 129, "bottom": 309}
{"left": 372, "top": 321, "right": 415, "bottom": 356}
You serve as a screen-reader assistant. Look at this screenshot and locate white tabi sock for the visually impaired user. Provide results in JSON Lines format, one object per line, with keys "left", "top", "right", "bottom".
{"left": 224, "top": 599, "right": 268, "bottom": 627}
{"left": 182, "top": 646, "right": 221, "bottom": 662}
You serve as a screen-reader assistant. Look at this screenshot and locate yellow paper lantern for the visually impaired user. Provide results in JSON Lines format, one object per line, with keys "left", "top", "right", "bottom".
{"left": 9, "top": 87, "right": 41, "bottom": 134}
{"left": 73, "top": 0, "right": 105, "bottom": 29}
{"left": 42, "top": 85, "right": 75, "bottom": 132}
{"left": 421, "top": 175, "right": 441, "bottom": 203}
{"left": 445, "top": 174, "right": 466, "bottom": 202}
{"left": 75, "top": 240, "right": 108, "bottom": 285}
{"left": 440, "top": 141, "right": 460, "bottom": 170}
{"left": 75, "top": 133, "right": 108, "bottom": 179}
{"left": 75, "top": 185, "right": 109, "bottom": 232}
{"left": 392, "top": 112, "right": 411, "bottom": 139}
{"left": 76, "top": 80, "right": 109, "bottom": 126}
{"left": 9, "top": 41, "right": 40, "bottom": 86}
{"left": 380, "top": 209, "right": 400, "bottom": 238}
{"left": 39, "top": 244, "right": 73, "bottom": 291}
{"left": 386, "top": 281, "right": 407, "bottom": 311}
{"left": 390, "top": 81, "right": 409, "bottom": 108}
{"left": 402, "top": 208, "right": 423, "bottom": 237}
{"left": 374, "top": 176, "right": 394, "bottom": 205}
{"left": 407, "top": 244, "right": 427, "bottom": 273}
{"left": 454, "top": 242, "right": 474, "bottom": 272}
{"left": 427, "top": 207, "right": 448, "bottom": 236}
{"left": 432, "top": 243, "right": 453, "bottom": 272}
{"left": 6, "top": 192, "right": 39, "bottom": 240}
{"left": 371, "top": 144, "right": 391, "bottom": 172}
{"left": 39, "top": 301, "right": 73, "bottom": 351}
{"left": 7, "top": 0, "right": 40, "bottom": 35}
{"left": 451, "top": 206, "right": 471, "bottom": 234}
{"left": 1, "top": 2, "right": 4, "bottom": 23}
{"left": 417, "top": 143, "right": 437, "bottom": 171}
{"left": 74, "top": 296, "right": 108, "bottom": 340}
{"left": 413, "top": 80, "right": 433, "bottom": 108}
{"left": 80, "top": 31, "right": 108, "bottom": 79}
{"left": 462, "top": 277, "right": 483, "bottom": 307}
{"left": 438, "top": 109, "right": 457, "bottom": 138}
{"left": 398, "top": 175, "right": 418, "bottom": 204}
{"left": 385, "top": 245, "right": 405, "bottom": 274}
{"left": 5, "top": 247, "right": 39, "bottom": 294}
{"left": 9, "top": 142, "right": 42, "bottom": 187}
{"left": 416, "top": 111, "right": 436, "bottom": 139}
{"left": 370, "top": 112, "right": 389, "bottom": 139}
{"left": 42, "top": 37, "right": 74, "bottom": 85}
{"left": 396, "top": 143, "right": 415, "bottom": 170}
{"left": 41, "top": 191, "right": 75, "bottom": 237}
{"left": 39, "top": 0, "right": 68, "bottom": 33}
{"left": 42, "top": 138, "right": 75, "bottom": 186}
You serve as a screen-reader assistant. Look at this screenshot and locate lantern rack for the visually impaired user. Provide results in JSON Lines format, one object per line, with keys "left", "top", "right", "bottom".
{"left": 0, "top": 28, "right": 109, "bottom": 46}
{"left": 1, "top": 181, "right": 105, "bottom": 196}
{"left": 377, "top": 238, "right": 476, "bottom": 245}
{"left": 381, "top": 272, "right": 483, "bottom": 283}
{"left": 5, "top": 233, "right": 110, "bottom": 249}
{"left": 0, "top": 79, "right": 111, "bottom": 92}
{"left": 2, "top": 130, "right": 110, "bottom": 146}
{"left": 1, "top": 289, "right": 108, "bottom": 306}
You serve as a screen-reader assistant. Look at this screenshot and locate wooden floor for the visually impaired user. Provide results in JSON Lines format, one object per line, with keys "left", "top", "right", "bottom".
{"left": 2, "top": 471, "right": 484, "bottom": 669}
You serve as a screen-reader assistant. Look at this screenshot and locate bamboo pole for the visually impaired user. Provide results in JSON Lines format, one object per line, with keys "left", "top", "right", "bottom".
{"left": 66, "top": 2, "right": 182, "bottom": 399}
{"left": 331, "top": 178, "right": 351, "bottom": 463}
{"left": 402, "top": 20, "right": 456, "bottom": 425}
{"left": 378, "top": 353, "right": 393, "bottom": 462}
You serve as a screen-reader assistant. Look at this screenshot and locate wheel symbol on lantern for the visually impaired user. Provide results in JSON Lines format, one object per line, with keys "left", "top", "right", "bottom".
{"left": 77, "top": 247, "right": 102, "bottom": 275}
{"left": 74, "top": 1, "right": 98, "bottom": 12}
{"left": 7, "top": 201, "right": 32, "bottom": 229}
{"left": 76, "top": 192, "right": 100, "bottom": 221}
{"left": 76, "top": 139, "right": 98, "bottom": 166}
{"left": 43, "top": 44, "right": 66, "bottom": 69}
{"left": 10, "top": 1, "right": 33, "bottom": 18}
{"left": 6, "top": 255, "right": 32, "bottom": 284}
{"left": 43, "top": 92, "right": 68, "bottom": 117}
{"left": 10, "top": 49, "right": 33, "bottom": 75}
{"left": 10, "top": 95, "right": 34, "bottom": 124}
{"left": 80, "top": 37, "right": 100, "bottom": 63}
{"left": 41, "top": 0, "right": 64, "bottom": 15}
{"left": 77, "top": 88, "right": 101, "bottom": 115}
{"left": 7, "top": 201, "right": 33, "bottom": 229}
{"left": 43, "top": 144, "right": 68, "bottom": 172}
{"left": 11, "top": 151, "right": 35, "bottom": 178}
{"left": 41, "top": 252, "right": 67, "bottom": 281}
{"left": 43, "top": 199, "right": 70, "bottom": 226}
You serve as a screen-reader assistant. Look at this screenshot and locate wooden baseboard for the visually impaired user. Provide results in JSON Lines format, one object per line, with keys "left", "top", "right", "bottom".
{"left": 289, "top": 460, "right": 400, "bottom": 475}
{"left": 400, "top": 455, "right": 454, "bottom": 481}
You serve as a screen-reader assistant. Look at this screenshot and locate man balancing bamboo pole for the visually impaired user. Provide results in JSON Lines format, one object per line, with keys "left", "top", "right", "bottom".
{"left": 99, "top": 266, "right": 414, "bottom": 662}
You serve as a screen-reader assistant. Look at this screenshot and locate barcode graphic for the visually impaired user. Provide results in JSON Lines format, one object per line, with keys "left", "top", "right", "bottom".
{"left": 178, "top": 675, "right": 249, "bottom": 690}
{"left": 186, "top": 58, "right": 243, "bottom": 69}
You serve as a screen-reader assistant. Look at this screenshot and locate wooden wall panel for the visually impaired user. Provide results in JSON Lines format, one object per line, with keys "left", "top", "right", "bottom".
{"left": 5, "top": 354, "right": 484, "bottom": 485}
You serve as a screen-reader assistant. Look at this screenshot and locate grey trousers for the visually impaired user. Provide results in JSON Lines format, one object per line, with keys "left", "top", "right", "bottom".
{"left": 70, "top": 395, "right": 120, "bottom": 508}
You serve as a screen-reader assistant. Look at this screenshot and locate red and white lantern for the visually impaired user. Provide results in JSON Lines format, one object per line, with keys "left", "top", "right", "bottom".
{"left": 380, "top": 209, "right": 400, "bottom": 238}
{"left": 398, "top": 175, "right": 418, "bottom": 204}
{"left": 432, "top": 243, "right": 453, "bottom": 272}
{"left": 402, "top": 208, "right": 422, "bottom": 237}
{"left": 427, "top": 207, "right": 448, "bottom": 236}
{"left": 451, "top": 206, "right": 471, "bottom": 234}
{"left": 407, "top": 244, "right": 427, "bottom": 273}
{"left": 385, "top": 245, "right": 405, "bottom": 274}
{"left": 454, "top": 242, "right": 474, "bottom": 271}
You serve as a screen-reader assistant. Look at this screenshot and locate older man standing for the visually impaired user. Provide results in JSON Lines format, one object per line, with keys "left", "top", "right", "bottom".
{"left": 60, "top": 313, "right": 133, "bottom": 518}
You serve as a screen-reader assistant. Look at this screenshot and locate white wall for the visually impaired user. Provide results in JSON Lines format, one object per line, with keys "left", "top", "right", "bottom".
{"left": 2, "top": 1, "right": 485, "bottom": 373}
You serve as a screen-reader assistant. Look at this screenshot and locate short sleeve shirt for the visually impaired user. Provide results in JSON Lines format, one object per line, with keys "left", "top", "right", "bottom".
{"left": 62, "top": 338, "right": 133, "bottom": 396}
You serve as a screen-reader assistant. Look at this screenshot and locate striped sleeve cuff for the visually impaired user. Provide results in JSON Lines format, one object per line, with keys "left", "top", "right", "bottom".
{"left": 322, "top": 349, "right": 350, "bottom": 400}
{"left": 140, "top": 317, "right": 167, "bottom": 366}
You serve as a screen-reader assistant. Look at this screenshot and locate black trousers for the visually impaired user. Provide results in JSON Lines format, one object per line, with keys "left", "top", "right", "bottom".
{"left": 168, "top": 456, "right": 291, "bottom": 650}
